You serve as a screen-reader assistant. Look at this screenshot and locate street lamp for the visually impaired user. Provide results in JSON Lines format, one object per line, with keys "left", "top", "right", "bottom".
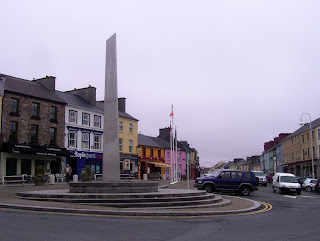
{"left": 300, "top": 113, "right": 314, "bottom": 179}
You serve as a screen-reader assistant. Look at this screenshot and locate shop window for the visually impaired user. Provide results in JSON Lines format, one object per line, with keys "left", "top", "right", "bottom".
{"left": 6, "top": 158, "right": 17, "bottom": 176}
{"left": 21, "top": 159, "right": 31, "bottom": 175}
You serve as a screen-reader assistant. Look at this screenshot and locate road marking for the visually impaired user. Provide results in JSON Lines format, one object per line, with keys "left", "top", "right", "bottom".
{"left": 300, "top": 196, "right": 316, "bottom": 198}
{"left": 283, "top": 195, "right": 297, "bottom": 199}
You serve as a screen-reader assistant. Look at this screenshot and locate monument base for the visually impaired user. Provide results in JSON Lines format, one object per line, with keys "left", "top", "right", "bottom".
{"left": 69, "top": 181, "right": 159, "bottom": 193}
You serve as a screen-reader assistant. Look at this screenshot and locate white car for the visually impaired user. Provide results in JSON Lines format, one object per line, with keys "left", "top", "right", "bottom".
{"left": 272, "top": 173, "right": 301, "bottom": 195}
{"left": 302, "top": 178, "right": 317, "bottom": 192}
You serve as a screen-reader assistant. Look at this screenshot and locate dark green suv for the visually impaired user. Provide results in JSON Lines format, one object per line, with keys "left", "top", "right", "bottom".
{"left": 194, "top": 169, "right": 258, "bottom": 196}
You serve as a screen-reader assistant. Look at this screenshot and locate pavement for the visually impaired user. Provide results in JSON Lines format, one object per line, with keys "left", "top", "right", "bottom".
{"left": 0, "top": 180, "right": 262, "bottom": 217}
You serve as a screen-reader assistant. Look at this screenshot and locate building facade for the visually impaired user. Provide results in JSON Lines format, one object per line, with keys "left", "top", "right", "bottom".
{"left": 0, "top": 74, "right": 71, "bottom": 177}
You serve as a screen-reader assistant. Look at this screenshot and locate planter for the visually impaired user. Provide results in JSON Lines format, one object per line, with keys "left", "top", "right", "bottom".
{"left": 33, "top": 176, "right": 48, "bottom": 186}
{"left": 80, "top": 175, "right": 93, "bottom": 182}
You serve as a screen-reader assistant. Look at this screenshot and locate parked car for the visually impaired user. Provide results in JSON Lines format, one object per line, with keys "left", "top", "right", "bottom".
{"left": 194, "top": 169, "right": 258, "bottom": 196}
{"left": 267, "top": 172, "right": 275, "bottom": 183}
{"left": 315, "top": 179, "right": 320, "bottom": 193}
{"left": 302, "top": 178, "right": 317, "bottom": 192}
{"left": 272, "top": 173, "right": 301, "bottom": 195}
{"left": 297, "top": 176, "right": 311, "bottom": 186}
{"left": 252, "top": 171, "right": 268, "bottom": 186}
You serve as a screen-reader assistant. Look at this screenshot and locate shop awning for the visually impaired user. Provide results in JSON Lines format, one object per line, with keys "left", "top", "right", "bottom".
{"left": 148, "top": 161, "right": 171, "bottom": 168}
{"left": 2, "top": 143, "right": 72, "bottom": 157}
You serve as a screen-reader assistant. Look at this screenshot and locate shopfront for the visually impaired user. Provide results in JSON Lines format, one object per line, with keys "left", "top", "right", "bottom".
{"left": 68, "top": 150, "right": 103, "bottom": 177}
{"left": 120, "top": 154, "right": 138, "bottom": 178}
{"left": 0, "top": 143, "right": 71, "bottom": 176}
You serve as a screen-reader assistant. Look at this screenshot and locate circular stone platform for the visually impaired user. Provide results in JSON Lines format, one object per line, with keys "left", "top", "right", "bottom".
{"left": 69, "top": 181, "right": 159, "bottom": 193}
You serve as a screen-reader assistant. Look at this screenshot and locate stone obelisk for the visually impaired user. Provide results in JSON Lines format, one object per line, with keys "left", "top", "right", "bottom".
{"left": 103, "top": 34, "right": 120, "bottom": 181}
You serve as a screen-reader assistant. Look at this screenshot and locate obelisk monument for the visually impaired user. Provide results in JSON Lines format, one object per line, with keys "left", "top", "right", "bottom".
{"left": 103, "top": 34, "right": 120, "bottom": 181}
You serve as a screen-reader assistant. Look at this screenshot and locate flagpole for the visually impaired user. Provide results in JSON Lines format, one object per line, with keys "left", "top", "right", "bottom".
{"left": 170, "top": 121, "right": 173, "bottom": 183}
{"left": 175, "top": 125, "right": 178, "bottom": 183}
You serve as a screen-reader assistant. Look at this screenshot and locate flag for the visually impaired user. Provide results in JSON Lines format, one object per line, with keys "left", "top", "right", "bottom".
{"left": 170, "top": 105, "right": 174, "bottom": 117}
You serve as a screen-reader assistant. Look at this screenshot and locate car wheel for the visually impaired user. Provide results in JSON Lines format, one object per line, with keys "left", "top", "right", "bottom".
{"left": 240, "top": 186, "right": 251, "bottom": 196}
{"left": 273, "top": 186, "right": 276, "bottom": 193}
{"left": 306, "top": 186, "right": 312, "bottom": 192}
{"left": 204, "top": 184, "right": 214, "bottom": 193}
{"left": 297, "top": 190, "right": 301, "bottom": 195}
{"left": 279, "top": 188, "right": 284, "bottom": 194}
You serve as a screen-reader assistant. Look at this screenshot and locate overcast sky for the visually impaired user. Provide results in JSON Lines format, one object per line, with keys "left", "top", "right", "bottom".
{"left": 1, "top": 1, "right": 320, "bottom": 167}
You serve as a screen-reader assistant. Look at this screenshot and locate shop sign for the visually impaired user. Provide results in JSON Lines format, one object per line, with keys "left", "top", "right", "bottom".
{"left": 124, "top": 159, "right": 130, "bottom": 170}
{"left": 73, "top": 151, "right": 103, "bottom": 160}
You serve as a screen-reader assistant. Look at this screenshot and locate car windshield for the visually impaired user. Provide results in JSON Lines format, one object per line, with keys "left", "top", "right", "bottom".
{"left": 206, "top": 170, "right": 221, "bottom": 177}
{"left": 253, "top": 171, "right": 264, "bottom": 176}
{"left": 280, "top": 176, "right": 298, "bottom": 183}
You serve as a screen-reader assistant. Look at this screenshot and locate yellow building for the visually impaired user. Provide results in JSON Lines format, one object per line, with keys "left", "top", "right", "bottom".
{"left": 118, "top": 98, "right": 139, "bottom": 178}
{"left": 137, "top": 134, "right": 166, "bottom": 180}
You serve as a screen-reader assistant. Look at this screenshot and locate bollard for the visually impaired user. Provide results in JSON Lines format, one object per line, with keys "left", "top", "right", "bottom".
{"left": 143, "top": 174, "right": 148, "bottom": 180}
{"left": 73, "top": 174, "right": 78, "bottom": 183}
{"left": 48, "top": 175, "right": 55, "bottom": 185}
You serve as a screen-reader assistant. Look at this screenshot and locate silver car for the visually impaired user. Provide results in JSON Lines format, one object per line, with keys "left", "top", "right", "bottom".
{"left": 252, "top": 171, "right": 268, "bottom": 186}
{"left": 302, "top": 178, "right": 317, "bottom": 192}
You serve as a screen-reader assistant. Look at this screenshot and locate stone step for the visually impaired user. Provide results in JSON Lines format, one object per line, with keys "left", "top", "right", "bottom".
{"left": 17, "top": 192, "right": 215, "bottom": 204}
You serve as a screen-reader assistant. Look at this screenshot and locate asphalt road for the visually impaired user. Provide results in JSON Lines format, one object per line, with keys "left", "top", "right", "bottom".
{"left": 0, "top": 184, "right": 319, "bottom": 241}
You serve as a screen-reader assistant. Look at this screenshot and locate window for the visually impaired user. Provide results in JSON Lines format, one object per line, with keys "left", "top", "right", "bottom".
{"left": 10, "top": 98, "right": 19, "bottom": 115}
{"left": 167, "top": 152, "right": 170, "bottom": 160}
{"left": 94, "top": 134, "right": 101, "bottom": 150}
{"left": 244, "top": 172, "right": 254, "bottom": 179}
{"left": 142, "top": 147, "right": 146, "bottom": 157}
{"left": 119, "top": 138, "right": 123, "bottom": 152}
{"left": 307, "top": 133, "right": 309, "bottom": 142}
{"left": 69, "top": 110, "right": 77, "bottom": 124}
{"left": 21, "top": 159, "right": 31, "bottom": 175}
{"left": 30, "top": 124, "right": 38, "bottom": 144}
{"left": 82, "top": 113, "right": 90, "bottom": 126}
{"left": 129, "top": 140, "right": 133, "bottom": 153}
{"left": 302, "top": 135, "right": 305, "bottom": 143}
{"left": 158, "top": 149, "right": 161, "bottom": 158}
{"left": 220, "top": 172, "right": 230, "bottom": 179}
{"left": 69, "top": 131, "right": 77, "bottom": 148}
{"left": 231, "top": 172, "right": 242, "bottom": 179}
{"left": 119, "top": 121, "right": 123, "bottom": 132}
{"left": 82, "top": 132, "right": 89, "bottom": 149}
{"left": 50, "top": 127, "right": 56, "bottom": 145}
{"left": 94, "top": 115, "right": 101, "bottom": 128}
{"left": 50, "top": 106, "right": 57, "bottom": 121}
{"left": 32, "top": 102, "right": 40, "bottom": 118}
{"left": 318, "top": 129, "right": 320, "bottom": 140}
{"left": 9, "top": 121, "right": 18, "bottom": 142}
{"left": 129, "top": 123, "right": 133, "bottom": 133}
{"left": 312, "top": 131, "right": 314, "bottom": 140}
{"left": 150, "top": 148, "right": 153, "bottom": 157}
{"left": 307, "top": 148, "right": 310, "bottom": 159}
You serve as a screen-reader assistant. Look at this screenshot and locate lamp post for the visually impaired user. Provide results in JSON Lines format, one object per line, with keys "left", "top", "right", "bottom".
{"left": 300, "top": 113, "right": 314, "bottom": 179}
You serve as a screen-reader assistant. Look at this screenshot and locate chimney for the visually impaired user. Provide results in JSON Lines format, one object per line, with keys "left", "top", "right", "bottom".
{"left": 159, "top": 127, "right": 171, "bottom": 140}
{"left": 33, "top": 76, "right": 56, "bottom": 92}
{"left": 67, "top": 86, "right": 96, "bottom": 106}
{"left": 118, "top": 97, "right": 126, "bottom": 112}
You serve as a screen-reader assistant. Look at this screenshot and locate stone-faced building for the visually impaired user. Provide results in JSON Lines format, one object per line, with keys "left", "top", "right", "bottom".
{"left": 0, "top": 74, "right": 71, "bottom": 177}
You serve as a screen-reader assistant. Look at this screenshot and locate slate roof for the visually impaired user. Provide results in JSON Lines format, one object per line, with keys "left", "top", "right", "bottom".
{"left": 0, "top": 74, "right": 66, "bottom": 104}
{"left": 96, "top": 101, "right": 138, "bottom": 121}
{"left": 284, "top": 117, "right": 320, "bottom": 140}
{"left": 138, "top": 134, "right": 163, "bottom": 148}
{"left": 56, "top": 91, "right": 102, "bottom": 112}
